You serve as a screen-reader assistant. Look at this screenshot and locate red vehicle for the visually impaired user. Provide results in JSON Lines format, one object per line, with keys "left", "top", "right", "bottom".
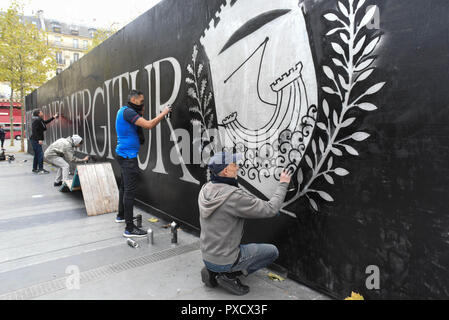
{"left": 0, "top": 101, "right": 24, "bottom": 140}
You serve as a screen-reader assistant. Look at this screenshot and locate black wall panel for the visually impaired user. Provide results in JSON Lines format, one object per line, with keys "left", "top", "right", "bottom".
{"left": 26, "top": 0, "right": 449, "bottom": 299}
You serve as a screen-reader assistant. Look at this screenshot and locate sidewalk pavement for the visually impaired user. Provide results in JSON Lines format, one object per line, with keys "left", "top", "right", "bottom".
{"left": 1, "top": 139, "right": 27, "bottom": 154}
{"left": 0, "top": 149, "right": 330, "bottom": 300}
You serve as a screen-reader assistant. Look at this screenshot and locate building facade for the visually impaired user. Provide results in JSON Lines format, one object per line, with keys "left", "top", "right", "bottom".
{"left": 26, "top": 10, "right": 97, "bottom": 78}
{"left": 0, "top": 10, "right": 99, "bottom": 100}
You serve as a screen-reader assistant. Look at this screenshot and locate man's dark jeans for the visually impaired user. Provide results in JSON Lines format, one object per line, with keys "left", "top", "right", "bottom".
{"left": 31, "top": 139, "right": 44, "bottom": 171}
{"left": 0, "top": 138, "right": 4, "bottom": 149}
{"left": 117, "top": 156, "right": 139, "bottom": 231}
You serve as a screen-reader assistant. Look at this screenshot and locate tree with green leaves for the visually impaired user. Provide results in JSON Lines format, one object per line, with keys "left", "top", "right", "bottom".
{"left": 0, "top": 1, "right": 56, "bottom": 151}
{"left": 88, "top": 27, "right": 117, "bottom": 52}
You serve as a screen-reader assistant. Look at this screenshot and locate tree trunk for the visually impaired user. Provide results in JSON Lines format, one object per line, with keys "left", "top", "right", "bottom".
{"left": 20, "top": 88, "right": 25, "bottom": 152}
{"left": 9, "top": 87, "right": 14, "bottom": 147}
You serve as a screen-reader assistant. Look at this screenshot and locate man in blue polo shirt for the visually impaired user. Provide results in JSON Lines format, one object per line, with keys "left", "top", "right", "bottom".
{"left": 115, "top": 90, "right": 171, "bottom": 237}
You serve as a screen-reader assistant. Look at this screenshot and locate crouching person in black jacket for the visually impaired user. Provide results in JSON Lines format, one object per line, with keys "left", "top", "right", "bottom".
{"left": 30, "top": 110, "right": 59, "bottom": 174}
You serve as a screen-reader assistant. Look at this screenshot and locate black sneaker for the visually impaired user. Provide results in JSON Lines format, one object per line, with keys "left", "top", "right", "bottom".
{"left": 38, "top": 169, "right": 50, "bottom": 174}
{"left": 54, "top": 182, "right": 63, "bottom": 187}
{"left": 123, "top": 227, "right": 147, "bottom": 238}
{"left": 216, "top": 273, "right": 250, "bottom": 296}
{"left": 201, "top": 267, "right": 218, "bottom": 288}
{"left": 115, "top": 216, "right": 125, "bottom": 223}
{"left": 32, "top": 169, "right": 39, "bottom": 173}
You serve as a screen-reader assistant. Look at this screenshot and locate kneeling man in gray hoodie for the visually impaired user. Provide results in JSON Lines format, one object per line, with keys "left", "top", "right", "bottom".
{"left": 198, "top": 151, "right": 292, "bottom": 295}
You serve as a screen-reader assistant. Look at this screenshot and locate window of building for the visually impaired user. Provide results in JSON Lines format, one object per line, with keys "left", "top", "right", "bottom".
{"left": 74, "top": 53, "right": 79, "bottom": 62}
{"left": 88, "top": 28, "right": 96, "bottom": 38}
{"left": 56, "top": 52, "right": 63, "bottom": 64}
{"left": 52, "top": 22, "right": 61, "bottom": 33}
{"left": 83, "top": 40, "right": 88, "bottom": 49}
{"left": 70, "top": 25, "right": 79, "bottom": 36}
{"left": 73, "top": 39, "right": 79, "bottom": 49}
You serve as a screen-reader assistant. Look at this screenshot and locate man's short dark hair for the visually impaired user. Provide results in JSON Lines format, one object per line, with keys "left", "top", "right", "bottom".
{"left": 33, "top": 110, "right": 41, "bottom": 117}
{"left": 128, "top": 90, "right": 144, "bottom": 102}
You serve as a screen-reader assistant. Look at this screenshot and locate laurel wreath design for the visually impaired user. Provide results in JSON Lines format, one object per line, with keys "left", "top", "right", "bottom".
{"left": 282, "top": 0, "right": 385, "bottom": 213}
{"left": 186, "top": 45, "right": 216, "bottom": 167}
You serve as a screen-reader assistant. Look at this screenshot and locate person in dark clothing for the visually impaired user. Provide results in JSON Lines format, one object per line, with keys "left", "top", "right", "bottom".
{"left": 30, "top": 110, "right": 59, "bottom": 174}
{"left": 0, "top": 125, "right": 5, "bottom": 149}
{"left": 115, "top": 90, "right": 172, "bottom": 238}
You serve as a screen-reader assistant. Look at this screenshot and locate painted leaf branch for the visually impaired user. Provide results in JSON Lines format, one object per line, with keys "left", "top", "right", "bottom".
{"left": 283, "top": 0, "right": 384, "bottom": 211}
{"left": 186, "top": 45, "right": 215, "bottom": 159}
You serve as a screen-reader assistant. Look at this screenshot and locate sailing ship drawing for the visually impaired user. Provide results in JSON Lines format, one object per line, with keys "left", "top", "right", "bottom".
{"left": 187, "top": 0, "right": 384, "bottom": 214}
{"left": 192, "top": 0, "right": 318, "bottom": 198}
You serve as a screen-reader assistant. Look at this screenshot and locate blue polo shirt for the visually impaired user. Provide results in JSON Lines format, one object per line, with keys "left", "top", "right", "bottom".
{"left": 115, "top": 106, "right": 142, "bottom": 159}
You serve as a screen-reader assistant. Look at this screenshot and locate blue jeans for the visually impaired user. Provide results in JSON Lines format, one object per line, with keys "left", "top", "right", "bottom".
{"left": 204, "top": 244, "right": 279, "bottom": 276}
{"left": 31, "top": 139, "right": 44, "bottom": 171}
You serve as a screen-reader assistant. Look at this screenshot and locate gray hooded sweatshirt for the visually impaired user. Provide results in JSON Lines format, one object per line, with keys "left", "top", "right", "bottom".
{"left": 198, "top": 181, "right": 289, "bottom": 266}
{"left": 44, "top": 137, "right": 84, "bottom": 163}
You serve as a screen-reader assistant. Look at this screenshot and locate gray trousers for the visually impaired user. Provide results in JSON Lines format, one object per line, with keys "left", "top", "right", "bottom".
{"left": 46, "top": 156, "right": 70, "bottom": 183}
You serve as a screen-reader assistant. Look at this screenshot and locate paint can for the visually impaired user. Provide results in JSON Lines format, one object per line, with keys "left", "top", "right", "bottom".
{"left": 136, "top": 214, "right": 142, "bottom": 228}
{"left": 147, "top": 228, "right": 153, "bottom": 245}
{"left": 171, "top": 222, "right": 178, "bottom": 244}
{"left": 127, "top": 238, "right": 139, "bottom": 248}
{"left": 165, "top": 105, "right": 173, "bottom": 119}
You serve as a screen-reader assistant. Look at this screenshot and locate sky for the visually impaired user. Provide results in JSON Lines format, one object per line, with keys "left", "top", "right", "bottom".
{"left": 0, "top": 0, "right": 163, "bottom": 29}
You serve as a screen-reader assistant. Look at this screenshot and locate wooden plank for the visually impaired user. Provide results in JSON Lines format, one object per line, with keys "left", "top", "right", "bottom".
{"left": 103, "top": 162, "right": 119, "bottom": 212}
{"left": 76, "top": 165, "right": 93, "bottom": 216}
{"left": 85, "top": 164, "right": 106, "bottom": 216}
{"left": 103, "top": 163, "right": 119, "bottom": 213}
{"left": 77, "top": 165, "right": 98, "bottom": 217}
{"left": 95, "top": 162, "right": 119, "bottom": 213}
{"left": 102, "top": 164, "right": 115, "bottom": 213}
{"left": 72, "top": 163, "right": 120, "bottom": 217}
{"left": 104, "top": 164, "right": 118, "bottom": 213}
{"left": 94, "top": 164, "right": 112, "bottom": 214}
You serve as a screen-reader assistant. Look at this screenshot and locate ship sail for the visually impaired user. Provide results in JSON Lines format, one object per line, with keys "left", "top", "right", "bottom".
{"left": 223, "top": 61, "right": 307, "bottom": 150}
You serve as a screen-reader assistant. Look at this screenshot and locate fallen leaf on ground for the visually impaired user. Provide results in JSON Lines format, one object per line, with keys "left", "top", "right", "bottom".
{"left": 345, "top": 292, "right": 364, "bottom": 300}
{"left": 268, "top": 272, "right": 285, "bottom": 282}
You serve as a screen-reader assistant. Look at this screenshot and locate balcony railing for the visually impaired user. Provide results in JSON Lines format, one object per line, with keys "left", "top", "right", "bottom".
{"left": 50, "top": 41, "right": 88, "bottom": 51}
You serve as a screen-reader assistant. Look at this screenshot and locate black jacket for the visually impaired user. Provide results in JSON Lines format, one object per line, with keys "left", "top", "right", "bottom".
{"left": 0, "top": 128, "right": 5, "bottom": 140}
{"left": 31, "top": 116, "right": 55, "bottom": 141}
